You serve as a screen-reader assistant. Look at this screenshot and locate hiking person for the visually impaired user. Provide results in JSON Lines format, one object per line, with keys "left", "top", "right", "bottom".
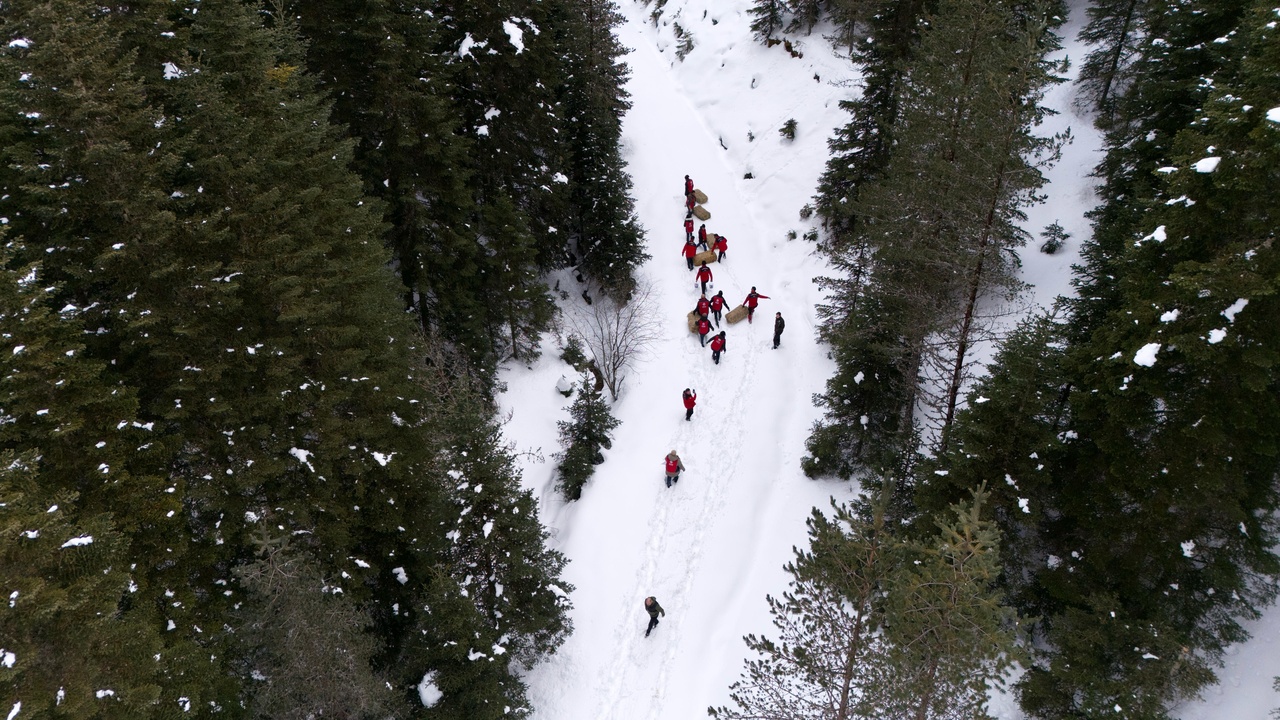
{"left": 696, "top": 262, "right": 714, "bottom": 295}
{"left": 684, "top": 217, "right": 694, "bottom": 242}
{"left": 682, "top": 388, "right": 697, "bottom": 421}
{"left": 744, "top": 286, "right": 770, "bottom": 323}
{"left": 713, "top": 234, "right": 727, "bottom": 262}
{"left": 684, "top": 175, "right": 694, "bottom": 196}
{"left": 710, "top": 331, "right": 727, "bottom": 365}
{"left": 663, "top": 450, "right": 685, "bottom": 488}
{"left": 697, "top": 223, "right": 709, "bottom": 250}
{"left": 709, "top": 291, "right": 726, "bottom": 328}
{"left": 644, "top": 596, "right": 666, "bottom": 637}
{"left": 685, "top": 192, "right": 696, "bottom": 218}
{"left": 682, "top": 239, "right": 698, "bottom": 270}
{"left": 696, "top": 316, "right": 712, "bottom": 346}
{"left": 773, "top": 312, "right": 786, "bottom": 349}
{"left": 695, "top": 294, "right": 710, "bottom": 318}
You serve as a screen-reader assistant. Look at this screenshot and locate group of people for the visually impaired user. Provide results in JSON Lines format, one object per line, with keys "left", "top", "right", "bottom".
{"left": 643, "top": 175, "right": 791, "bottom": 638}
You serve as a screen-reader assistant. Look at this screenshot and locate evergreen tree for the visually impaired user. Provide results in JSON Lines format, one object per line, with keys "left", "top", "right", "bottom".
{"left": 552, "top": 0, "right": 648, "bottom": 295}
{"left": 556, "top": 376, "right": 620, "bottom": 501}
{"left": 1076, "top": 0, "right": 1149, "bottom": 123}
{"left": 749, "top": 0, "right": 789, "bottom": 40}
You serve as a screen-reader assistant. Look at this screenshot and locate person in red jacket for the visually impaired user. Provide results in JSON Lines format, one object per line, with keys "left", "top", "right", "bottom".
{"left": 709, "top": 291, "right": 726, "bottom": 328}
{"left": 695, "top": 294, "right": 710, "bottom": 318}
{"left": 682, "top": 388, "right": 697, "bottom": 421}
{"left": 696, "top": 316, "right": 712, "bottom": 346}
{"left": 744, "top": 286, "right": 770, "bottom": 323}
{"left": 709, "top": 331, "right": 727, "bottom": 365}
{"left": 685, "top": 192, "right": 696, "bottom": 218}
{"left": 697, "top": 223, "right": 709, "bottom": 250}
{"left": 684, "top": 175, "right": 694, "bottom": 196}
{"left": 684, "top": 217, "right": 694, "bottom": 242}
{"left": 713, "top": 234, "right": 728, "bottom": 262}
{"left": 696, "top": 261, "right": 713, "bottom": 295}
{"left": 682, "top": 239, "right": 698, "bottom": 270}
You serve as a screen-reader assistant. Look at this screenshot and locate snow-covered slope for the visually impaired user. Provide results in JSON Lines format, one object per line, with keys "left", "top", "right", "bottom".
{"left": 497, "top": 0, "right": 1280, "bottom": 718}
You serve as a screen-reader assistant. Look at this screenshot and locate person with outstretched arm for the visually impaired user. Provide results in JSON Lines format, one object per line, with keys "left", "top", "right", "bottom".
{"left": 773, "top": 312, "right": 785, "bottom": 349}
{"left": 744, "top": 286, "right": 770, "bottom": 323}
{"left": 644, "top": 596, "right": 666, "bottom": 637}
{"left": 682, "top": 388, "right": 697, "bottom": 421}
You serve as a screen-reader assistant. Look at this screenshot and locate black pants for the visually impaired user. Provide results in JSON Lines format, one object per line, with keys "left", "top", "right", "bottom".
{"left": 718, "top": 251, "right": 726, "bottom": 262}
{"left": 666, "top": 473, "right": 678, "bottom": 487}
{"left": 773, "top": 332, "right": 782, "bottom": 348}
{"left": 700, "top": 280, "right": 709, "bottom": 294}
{"left": 747, "top": 307, "right": 755, "bottom": 323}
{"left": 646, "top": 615, "right": 660, "bottom": 635}
{"left": 700, "top": 333, "right": 708, "bottom": 347}
{"left": 686, "top": 257, "right": 694, "bottom": 270}
{"left": 685, "top": 407, "right": 694, "bottom": 421}
{"left": 712, "top": 349, "right": 722, "bottom": 364}
{"left": 712, "top": 310, "right": 722, "bottom": 327}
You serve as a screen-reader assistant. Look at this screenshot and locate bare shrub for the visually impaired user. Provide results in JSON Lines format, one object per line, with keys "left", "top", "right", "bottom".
{"left": 569, "top": 283, "right": 662, "bottom": 400}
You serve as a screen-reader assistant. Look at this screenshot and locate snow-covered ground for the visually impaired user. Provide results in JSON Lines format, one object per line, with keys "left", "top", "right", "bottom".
{"left": 497, "top": 0, "right": 1280, "bottom": 718}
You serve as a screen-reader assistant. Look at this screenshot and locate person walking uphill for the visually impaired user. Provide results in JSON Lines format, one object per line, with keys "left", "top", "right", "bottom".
{"left": 644, "top": 596, "right": 666, "bottom": 637}
{"left": 773, "top": 312, "right": 785, "bottom": 349}
{"left": 695, "top": 294, "right": 710, "bottom": 319}
{"left": 696, "top": 262, "right": 714, "bottom": 295}
{"left": 682, "top": 388, "right": 697, "bottom": 421}
{"left": 744, "top": 287, "right": 770, "bottom": 323}
{"left": 664, "top": 450, "right": 685, "bottom": 488}
{"left": 710, "top": 291, "right": 726, "bottom": 328}
{"left": 696, "top": 316, "right": 712, "bottom": 346}
{"left": 697, "top": 223, "right": 709, "bottom": 250}
{"left": 684, "top": 217, "right": 694, "bottom": 242}
{"left": 684, "top": 175, "right": 694, "bottom": 196}
{"left": 682, "top": 239, "right": 698, "bottom": 270}
{"left": 713, "top": 234, "right": 727, "bottom": 262}
{"left": 710, "top": 331, "right": 727, "bottom": 364}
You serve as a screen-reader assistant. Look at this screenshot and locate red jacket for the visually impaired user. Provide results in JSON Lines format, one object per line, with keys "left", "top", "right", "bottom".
{"left": 685, "top": 177, "right": 694, "bottom": 195}
{"left": 682, "top": 242, "right": 698, "bottom": 258}
{"left": 686, "top": 194, "right": 696, "bottom": 210}
{"left": 683, "top": 391, "right": 697, "bottom": 409}
{"left": 745, "top": 291, "right": 769, "bottom": 308}
{"left": 697, "top": 318, "right": 711, "bottom": 336}
{"left": 696, "top": 298, "right": 710, "bottom": 316}
{"left": 710, "top": 295, "right": 725, "bottom": 312}
{"left": 698, "top": 226, "right": 708, "bottom": 242}
{"left": 696, "top": 266, "right": 713, "bottom": 283}
{"left": 710, "top": 335, "right": 725, "bottom": 352}
{"left": 684, "top": 219, "right": 694, "bottom": 235}
{"left": 713, "top": 236, "right": 727, "bottom": 252}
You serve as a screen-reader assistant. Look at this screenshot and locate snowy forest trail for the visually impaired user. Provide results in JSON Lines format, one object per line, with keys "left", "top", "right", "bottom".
{"left": 507, "top": 2, "right": 858, "bottom": 719}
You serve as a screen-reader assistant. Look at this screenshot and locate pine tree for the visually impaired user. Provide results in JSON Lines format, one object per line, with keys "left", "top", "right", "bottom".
{"left": 1076, "top": 0, "right": 1148, "bottom": 122}
{"left": 552, "top": 0, "right": 648, "bottom": 295}
{"left": 710, "top": 487, "right": 897, "bottom": 720}
{"left": 749, "top": 0, "right": 789, "bottom": 40}
{"left": 556, "top": 376, "right": 620, "bottom": 501}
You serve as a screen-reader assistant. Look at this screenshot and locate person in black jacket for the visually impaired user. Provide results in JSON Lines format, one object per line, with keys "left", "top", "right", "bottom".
{"left": 644, "top": 596, "right": 666, "bottom": 637}
{"left": 772, "top": 312, "right": 785, "bottom": 349}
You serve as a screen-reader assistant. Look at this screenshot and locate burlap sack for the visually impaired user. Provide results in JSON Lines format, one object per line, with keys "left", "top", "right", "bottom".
{"left": 692, "top": 205, "right": 710, "bottom": 221}
{"left": 725, "top": 304, "right": 749, "bottom": 324}
{"left": 693, "top": 249, "right": 718, "bottom": 266}
{"left": 693, "top": 188, "right": 708, "bottom": 204}
{"left": 687, "top": 311, "right": 701, "bottom": 334}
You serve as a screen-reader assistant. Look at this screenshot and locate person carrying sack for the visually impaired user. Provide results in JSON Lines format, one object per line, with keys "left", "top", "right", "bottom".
{"left": 713, "top": 234, "right": 727, "bottom": 262}
{"left": 696, "top": 316, "right": 712, "bottom": 346}
{"left": 695, "top": 294, "right": 710, "bottom": 318}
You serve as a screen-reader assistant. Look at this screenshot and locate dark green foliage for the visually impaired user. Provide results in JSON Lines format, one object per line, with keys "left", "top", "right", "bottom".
{"left": 1076, "top": 0, "right": 1148, "bottom": 122}
{"left": 712, "top": 484, "right": 1018, "bottom": 719}
{"left": 1039, "top": 221, "right": 1069, "bottom": 254}
{"left": 552, "top": 0, "right": 648, "bottom": 295}
{"left": 779, "top": 118, "right": 798, "bottom": 140}
{"left": 920, "top": 3, "right": 1280, "bottom": 715}
{"left": 748, "top": 0, "right": 788, "bottom": 40}
{"left": 556, "top": 376, "right": 620, "bottom": 501}
{"left": 235, "top": 531, "right": 407, "bottom": 720}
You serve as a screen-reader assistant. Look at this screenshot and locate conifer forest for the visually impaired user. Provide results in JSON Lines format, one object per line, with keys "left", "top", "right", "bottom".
{"left": 1, "top": 0, "right": 1276, "bottom": 719}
